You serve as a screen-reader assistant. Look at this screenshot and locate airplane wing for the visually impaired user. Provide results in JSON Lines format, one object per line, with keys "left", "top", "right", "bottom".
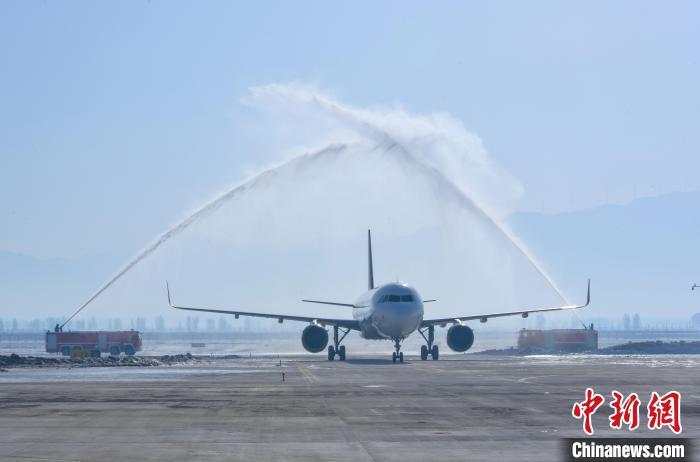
{"left": 421, "top": 279, "right": 590, "bottom": 328}
{"left": 166, "top": 282, "right": 360, "bottom": 331}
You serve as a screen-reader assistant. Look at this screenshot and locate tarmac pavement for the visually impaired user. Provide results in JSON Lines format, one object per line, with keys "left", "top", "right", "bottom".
{"left": 0, "top": 354, "right": 697, "bottom": 461}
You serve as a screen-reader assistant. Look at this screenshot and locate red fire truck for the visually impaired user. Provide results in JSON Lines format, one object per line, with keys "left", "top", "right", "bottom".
{"left": 45, "top": 330, "right": 143, "bottom": 357}
{"left": 517, "top": 326, "right": 598, "bottom": 352}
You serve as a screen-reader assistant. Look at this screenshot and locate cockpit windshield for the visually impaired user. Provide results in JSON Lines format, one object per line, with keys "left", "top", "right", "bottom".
{"left": 378, "top": 294, "right": 414, "bottom": 303}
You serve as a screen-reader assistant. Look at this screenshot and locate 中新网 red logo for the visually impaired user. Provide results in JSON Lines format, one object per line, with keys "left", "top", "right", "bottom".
{"left": 571, "top": 389, "right": 681, "bottom": 435}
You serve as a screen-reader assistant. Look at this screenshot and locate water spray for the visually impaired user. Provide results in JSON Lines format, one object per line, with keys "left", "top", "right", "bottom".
{"left": 300, "top": 93, "right": 570, "bottom": 304}
{"left": 61, "top": 87, "right": 571, "bottom": 326}
{"left": 60, "top": 145, "right": 346, "bottom": 328}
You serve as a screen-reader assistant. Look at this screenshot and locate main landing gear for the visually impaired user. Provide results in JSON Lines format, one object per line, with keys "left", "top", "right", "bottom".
{"left": 327, "top": 325, "right": 350, "bottom": 361}
{"left": 418, "top": 325, "right": 439, "bottom": 360}
{"left": 392, "top": 337, "right": 404, "bottom": 363}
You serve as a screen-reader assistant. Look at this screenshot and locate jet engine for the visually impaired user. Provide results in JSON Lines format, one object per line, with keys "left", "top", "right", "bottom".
{"left": 446, "top": 324, "right": 474, "bottom": 352}
{"left": 301, "top": 325, "right": 329, "bottom": 353}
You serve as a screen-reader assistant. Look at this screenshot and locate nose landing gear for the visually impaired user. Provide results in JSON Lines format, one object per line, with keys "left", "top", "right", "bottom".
{"left": 392, "top": 337, "right": 404, "bottom": 363}
{"left": 418, "top": 325, "right": 439, "bottom": 360}
{"left": 327, "top": 326, "right": 349, "bottom": 361}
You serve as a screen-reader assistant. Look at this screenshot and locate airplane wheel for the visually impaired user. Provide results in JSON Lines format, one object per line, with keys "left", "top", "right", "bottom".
{"left": 431, "top": 345, "right": 439, "bottom": 360}
{"left": 392, "top": 352, "right": 397, "bottom": 363}
{"left": 328, "top": 345, "right": 336, "bottom": 361}
{"left": 420, "top": 345, "right": 428, "bottom": 360}
{"left": 399, "top": 352, "right": 404, "bottom": 363}
{"left": 338, "top": 345, "right": 346, "bottom": 361}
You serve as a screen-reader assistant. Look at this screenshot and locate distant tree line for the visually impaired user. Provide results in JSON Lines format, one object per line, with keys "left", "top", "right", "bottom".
{"left": 1, "top": 312, "right": 699, "bottom": 333}
{"left": 0, "top": 315, "right": 299, "bottom": 333}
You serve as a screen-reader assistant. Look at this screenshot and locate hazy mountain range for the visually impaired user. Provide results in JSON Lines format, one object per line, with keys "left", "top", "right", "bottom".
{"left": 508, "top": 191, "right": 700, "bottom": 319}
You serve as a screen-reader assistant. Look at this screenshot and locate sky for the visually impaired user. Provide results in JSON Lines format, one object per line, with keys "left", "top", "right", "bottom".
{"left": 1, "top": 1, "right": 698, "bottom": 260}
{"left": 0, "top": 1, "right": 699, "bottom": 329}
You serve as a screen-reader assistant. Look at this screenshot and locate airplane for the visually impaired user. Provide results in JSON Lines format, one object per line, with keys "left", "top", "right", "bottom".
{"left": 166, "top": 230, "right": 590, "bottom": 363}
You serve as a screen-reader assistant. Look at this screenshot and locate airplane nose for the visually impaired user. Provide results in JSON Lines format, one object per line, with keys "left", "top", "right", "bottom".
{"left": 376, "top": 302, "right": 422, "bottom": 337}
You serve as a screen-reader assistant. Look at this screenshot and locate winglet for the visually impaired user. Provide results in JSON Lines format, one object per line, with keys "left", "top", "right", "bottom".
{"left": 166, "top": 280, "right": 173, "bottom": 307}
{"left": 367, "top": 229, "right": 374, "bottom": 290}
{"left": 585, "top": 279, "right": 591, "bottom": 306}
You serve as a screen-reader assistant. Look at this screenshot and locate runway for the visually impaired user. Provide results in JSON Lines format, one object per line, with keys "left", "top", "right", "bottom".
{"left": 0, "top": 355, "right": 697, "bottom": 461}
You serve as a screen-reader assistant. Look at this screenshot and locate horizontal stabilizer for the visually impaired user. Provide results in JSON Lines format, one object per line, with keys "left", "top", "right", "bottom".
{"left": 301, "top": 299, "right": 356, "bottom": 308}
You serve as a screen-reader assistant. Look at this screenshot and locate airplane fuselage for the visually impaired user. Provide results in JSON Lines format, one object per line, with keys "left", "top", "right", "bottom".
{"left": 353, "top": 282, "right": 424, "bottom": 340}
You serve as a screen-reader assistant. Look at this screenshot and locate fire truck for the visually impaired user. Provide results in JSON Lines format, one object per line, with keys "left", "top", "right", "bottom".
{"left": 517, "top": 326, "right": 598, "bottom": 352}
{"left": 45, "top": 330, "right": 143, "bottom": 357}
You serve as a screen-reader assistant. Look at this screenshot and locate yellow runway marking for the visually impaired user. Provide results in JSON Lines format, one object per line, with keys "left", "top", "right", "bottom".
{"left": 295, "top": 363, "right": 317, "bottom": 383}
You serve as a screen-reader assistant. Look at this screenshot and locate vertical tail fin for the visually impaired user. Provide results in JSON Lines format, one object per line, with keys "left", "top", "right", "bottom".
{"left": 368, "top": 229, "right": 374, "bottom": 290}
